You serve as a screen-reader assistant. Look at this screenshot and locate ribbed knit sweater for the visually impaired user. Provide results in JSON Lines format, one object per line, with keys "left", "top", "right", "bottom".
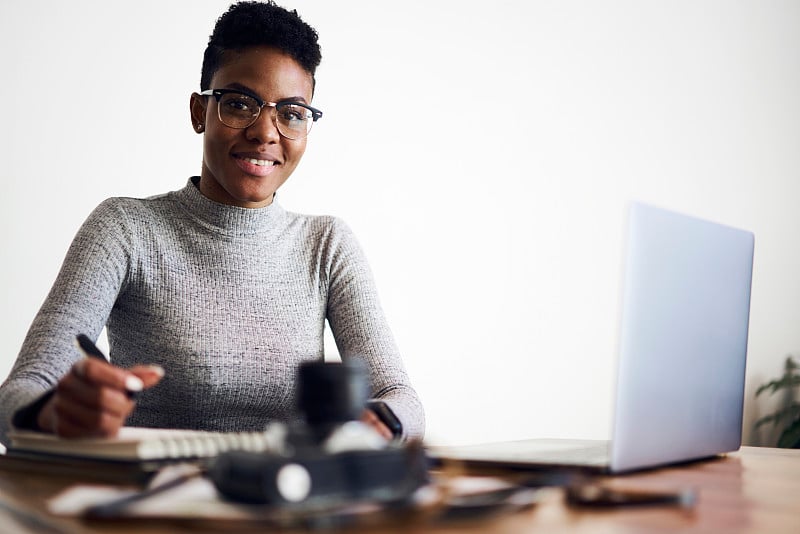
{"left": 0, "top": 178, "right": 424, "bottom": 445}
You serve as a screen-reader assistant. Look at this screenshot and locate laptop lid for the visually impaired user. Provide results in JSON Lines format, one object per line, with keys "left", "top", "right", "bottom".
{"left": 608, "top": 202, "right": 754, "bottom": 472}
{"left": 428, "top": 203, "right": 754, "bottom": 473}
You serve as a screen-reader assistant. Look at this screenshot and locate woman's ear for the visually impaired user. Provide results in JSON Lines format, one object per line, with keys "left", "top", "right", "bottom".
{"left": 189, "top": 93, "right": 207, "bottom": 133}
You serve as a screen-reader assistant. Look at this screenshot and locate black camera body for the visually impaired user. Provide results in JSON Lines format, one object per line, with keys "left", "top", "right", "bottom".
{"left": 209, "top": 360, "right": 428, "bottom": 507}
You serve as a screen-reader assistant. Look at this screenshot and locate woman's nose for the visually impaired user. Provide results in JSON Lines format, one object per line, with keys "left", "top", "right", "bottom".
{"left": 245, "top": 107, "right": 281, "bottom": 143}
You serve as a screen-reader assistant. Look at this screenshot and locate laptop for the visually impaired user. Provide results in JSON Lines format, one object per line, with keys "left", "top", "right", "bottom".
{"left": 430, "top": 202, "right": 755, "bottom": 473}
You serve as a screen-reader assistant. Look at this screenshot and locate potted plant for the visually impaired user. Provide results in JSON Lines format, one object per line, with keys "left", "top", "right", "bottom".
{"left": 754, "top": 356, "right": 800, "bottom": 448}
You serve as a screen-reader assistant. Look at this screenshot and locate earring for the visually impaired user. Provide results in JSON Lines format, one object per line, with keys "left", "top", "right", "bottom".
{"left": 196, "top": 124, "right": 204, "bottom": 132}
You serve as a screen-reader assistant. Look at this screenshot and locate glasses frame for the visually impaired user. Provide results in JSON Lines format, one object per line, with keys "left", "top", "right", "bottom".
{"left": 199, "top": 88, "right": 323, "bottom": 139}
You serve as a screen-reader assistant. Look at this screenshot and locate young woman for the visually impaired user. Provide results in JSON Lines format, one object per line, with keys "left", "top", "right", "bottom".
{"left": 0, "top": 1, "right": 424, "bottom": 445}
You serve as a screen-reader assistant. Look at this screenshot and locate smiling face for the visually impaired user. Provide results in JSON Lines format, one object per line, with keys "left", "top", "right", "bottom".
{"left": 190, "top": 46, "right": 314, "bottom": 208}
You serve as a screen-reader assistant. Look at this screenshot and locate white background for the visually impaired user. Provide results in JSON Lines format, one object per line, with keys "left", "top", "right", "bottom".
{"left": 1, "top": 1, "right": 798, "bottom": 447}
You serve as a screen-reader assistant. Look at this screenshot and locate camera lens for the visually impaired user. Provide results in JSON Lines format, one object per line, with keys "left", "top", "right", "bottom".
{"left": 298, "top": 360, "right": 369, "bottom": 427}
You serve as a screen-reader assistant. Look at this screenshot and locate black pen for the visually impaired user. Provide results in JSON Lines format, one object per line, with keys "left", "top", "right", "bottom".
{"left": 75, "top": 334, "right": 142, "bottom": 399}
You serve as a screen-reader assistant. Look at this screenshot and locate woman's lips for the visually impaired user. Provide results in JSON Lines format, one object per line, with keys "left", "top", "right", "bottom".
{"left": 234, "top": 155, "right": 278, "bottom": 177}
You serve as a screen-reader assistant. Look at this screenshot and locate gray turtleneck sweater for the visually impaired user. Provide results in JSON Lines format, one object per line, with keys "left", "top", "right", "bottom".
{"left": 0, "top": 178, "right": 424, "bottom": 445}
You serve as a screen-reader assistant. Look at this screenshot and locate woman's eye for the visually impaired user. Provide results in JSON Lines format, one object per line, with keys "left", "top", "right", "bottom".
{"left": 279, "top": 107, "right": 307, "bottom": 122}
{"left": 225, "top": 98, "right": 253, "bottom": 111}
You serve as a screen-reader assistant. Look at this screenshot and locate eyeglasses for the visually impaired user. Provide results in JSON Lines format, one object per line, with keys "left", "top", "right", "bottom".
{"left": 199, "top": 88, "right": 323, "bottom": 140}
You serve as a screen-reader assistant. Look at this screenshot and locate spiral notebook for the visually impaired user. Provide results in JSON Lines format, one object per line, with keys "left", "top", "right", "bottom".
{"left": 7, "top": 427, "right": 281, "bottom": 462}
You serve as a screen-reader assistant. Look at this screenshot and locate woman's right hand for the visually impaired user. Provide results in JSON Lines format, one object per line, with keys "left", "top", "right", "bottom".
{"left": 36, "top": 358, "right": 164, "bottom": 438}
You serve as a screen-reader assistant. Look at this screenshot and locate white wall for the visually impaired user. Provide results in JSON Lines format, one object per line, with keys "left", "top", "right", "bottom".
{"left": 1, "top": 1, "right": 798, "bottom": 447}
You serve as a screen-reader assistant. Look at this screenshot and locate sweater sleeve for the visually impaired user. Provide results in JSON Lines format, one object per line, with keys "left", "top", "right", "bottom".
{"left": 323, "top": 219, "right": 425, "bottom": 440}
{"left": 0, "top": 199, "right": 132, "bottom": 446}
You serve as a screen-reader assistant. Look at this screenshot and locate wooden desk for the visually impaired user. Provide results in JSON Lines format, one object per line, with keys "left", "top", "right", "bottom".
{"left": 1, "top": 446, "right": 799, "bottom": 533}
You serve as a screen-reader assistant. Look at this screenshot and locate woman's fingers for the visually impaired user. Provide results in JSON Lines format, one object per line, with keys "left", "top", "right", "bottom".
{"left": 50, "top": 358, "right": 144, "bottom": 438}
{"left": 360, "top": 408, "right": 393, "bottom": 440}
{"left": 129, "top": 364, "right": 165, "bottom": 389}
{"left": 51, "top": 395, "right": 128, "bottom": 438}
{"left": 60, "top": 363, "right": 132, "bottom": 413}
{"left": 38, "top": 359, "right": 164, "bottom": 439}
{"left": 73, "top": 358, "right": 144, "bottom": 396}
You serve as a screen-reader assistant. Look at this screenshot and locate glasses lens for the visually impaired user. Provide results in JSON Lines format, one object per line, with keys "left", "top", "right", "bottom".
{"left": 275, "top": 103, "right": 314, "bottom": 139}
{"left": 217, "top": 93, "right": 260, "bottom": 128}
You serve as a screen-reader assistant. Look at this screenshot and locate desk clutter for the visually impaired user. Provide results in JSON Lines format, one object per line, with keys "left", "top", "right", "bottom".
{"left": 42, "top": 461, "right": 698, "bottom": 531}
{"left": 8, "top": 361, "right": 431, "bottom": 508}
{"left": 7, "top": 447, "right": 800, "bottom": 533}
{"left": 3, "top": 361, "right": 537, "bottom": 528}
{"left": 45, "top": 462, "right": 548, "bottom": 528}
{"left": 4, "top": 360, "right": 698, "bottom": 530}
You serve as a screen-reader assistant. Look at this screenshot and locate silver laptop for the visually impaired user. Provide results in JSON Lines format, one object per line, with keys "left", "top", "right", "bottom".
{"left": 431, "top": 202, "right": 755, "bottom": 473}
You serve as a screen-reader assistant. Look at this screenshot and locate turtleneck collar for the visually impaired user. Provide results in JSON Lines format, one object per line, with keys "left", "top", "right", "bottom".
{"left": 172, "top": 177, "right": 286, "bottom": 236}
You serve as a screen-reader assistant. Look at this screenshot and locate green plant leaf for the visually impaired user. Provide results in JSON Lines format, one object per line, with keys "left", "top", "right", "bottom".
{"left": 754, "top": 356, "right": 800, "bottom": 446}
{"left": 777, "top": 419, "right": 800, "bottom": 448}
{"left": 754, "top": 414, "right": 776, "bottom": 428}
{"left": 755, "top": 374, "right": 800, "bottom": 396}
{"left": 755, "top": 413, "right": 777, "bottom": 428}
{"left": 754, "top": 403, "right": 800, "bottom": 429}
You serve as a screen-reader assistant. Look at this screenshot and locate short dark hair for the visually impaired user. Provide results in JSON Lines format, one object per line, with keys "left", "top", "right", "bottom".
{"left": 200, "top": 1, "right": 322, "bottom": 91}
